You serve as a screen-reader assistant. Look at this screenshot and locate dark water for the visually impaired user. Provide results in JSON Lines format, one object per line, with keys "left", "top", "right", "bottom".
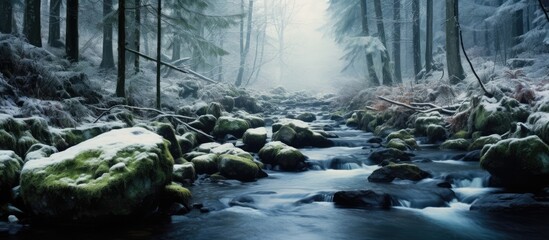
{"left": 7, "top": 114, "right": 549, "bottom": 240}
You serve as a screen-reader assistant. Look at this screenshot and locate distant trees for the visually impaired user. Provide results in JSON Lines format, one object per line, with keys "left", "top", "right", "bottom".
{"left": 412, "top": 0, "right": 421, "bottom": 80}
{"left": 425, "top": 0, "right": 433, "bottom": 73}
{"left": 373, "top": 0, "right": 393, "bottom": 86}
{"left": 0, "top": 0, "right": 13, "bottom": 34}
{"left": 66, "top": 0, "right": 79, "bottom": 62}
{"left": 392, "top": 0, "right": 402, "bottom": 83}
{"left": 24, "top": 0, "right": 42, "bottom": 47}
{"left": 445, "top": 0, "right": 465, "bottom": 84}
{"left": 117, "top": 0, "right": 126, "bottom": 98}
{"left": 235, "top": 0, "right": 255, "bottom": 87}
{"left": 360, "top": 0, "right": 380, "bottom": 86}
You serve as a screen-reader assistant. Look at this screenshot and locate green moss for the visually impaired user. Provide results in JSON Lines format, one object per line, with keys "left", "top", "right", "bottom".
{"left": 218, "top": 154, "right": 259, "bottom": 182}
{"left": 386, "top": 139, "right": 408, "bottom": 151}
{"left": 274, "top": 147, "right": 306, "bottom": 171}
{"left": 191, "top": 154, "right": 219, "bottom": 174}
{"left": 272, "top": 125, "right": 296, "bottom": 145}
{"left": 161, "top": 183, "right": 192, "bottom": 208}
{"left": 16, "top": 134, "right": 39, "bottom": 157}
{"left": 469, "top": 134, "right": 501, "bottom": 151}
{"left": 243, "top": 127, "right": 267, "bottom": 149}
{"left": 0, "top": 130, "right": 16, "bottom": 151}
{"left": 414, "top": 113, "right": 444, "bottom": 135}
{"left": 426, "top": 124, "right": 447, "bottom": 143}
{"left": 0, "top": 115, "right": 23, "bottom": 137}
{"left": 153, "top": 123, "right": 183, "bottom": 160}
{"left": 440, "top": 138, "right": 470, "bottom": 150}
{"left": 386, "top": 129, "right": 414, "bottom": 141}
{"left": 212, "top": 117, "right": 250, "bottom": 138}
{"left": 207, "top": 102, "right": 223, "bottom": 118}
{"left": 385, "top": 163, "right": 431, "bottom": 181}
{"left": 359, "top": 112, "right": 376, "bottom": 132}
{"left": 258, "top": 141, "right": 287, "bottom": 165}
{"left": 452, "top": 130, "right": 469, "bottom": 139}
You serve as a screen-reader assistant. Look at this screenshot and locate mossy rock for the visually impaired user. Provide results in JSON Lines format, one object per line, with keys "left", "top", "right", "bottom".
{"left": 20, "top": 127, "right": 174, "bottom": 221}
{"left": 196, "top": 142, "right": 222, "bottom": 153}
{"left": 386, "top": 139, "right": 408, "bottom": 151}
{"left": 23, "top": 117, "right": 52, "bottom": 145}
{"left": 480, "top": 136, "right": 549, "bottom": 190}
{"left": 183, "top": 151, "right": 206, "bottom": 160}
{"left": 426, "top": 124, "right": 447, "bottom": 143}
{"left": 198, "top": 114, "right": 218, "bottom": 133}
{"left": 368, "top": 163, "right": 431, "bottom": 183}
{"left": 220, "top": 96, "right": 235, "bottom": 113}
{"left": 212, "top": 117, "right": 250, "bottom": 138}
{"left": 414, "top": 112, "right": 444, "bottom": 135}
{"left": 359, "top": 112, "right": 377, "bottom": 132}
{"left": 24, "top": 143, "right": 58, "bottom": 162}
{"left": 345, "top": 112, "right": 361, "bottom": 127}
{"left": 440, "top": 139, "right": 470, "bottom": 151}
{"left": 207, "top": 102, "right": 223, "bottom": 119}
{"left": 258, "top": 141, "right": 287, "bottom": 165}
{"left": 218, "top": 154, "right": 259, "bottom": 182}
{"left": 452, "top": 130, "right": 469, "bottom": 139}
{"left": 16, "top": 134, "right": 39, "bottom": 157}
{"left": 243, "top": 115, "right": 265, "bottom": 128}
{"left": 469, "top": 134, "right": 501, "bottom": 151}
{"left": 296, "top": 113, "right": 316, "bottom": 123}
{"left": 0, "top": 150, "right": 23, "bottom": 204}
{"left": 369, "top": 148, "right": 412, "bottom": 165}
{"left": 177, "top": 135, "right": 194, "bottom": 154}
{"left": 275, "top": 147, "right": 307, "bottom": 171}
{"left": 173, "top": 162, "right": 196, "bottom": 183}
{"left": 0, "top": 114, "right": 24, "bottom": 137}
{"left": 160, "top": 183, "right": 192, "bottom": 209}
{"left": 528, "top": 112, "right": 549, "bottom": 145}
{"left": 243, "top": 127, "right": 267, "bottom": 150}
{"left": 191, "top": 154, "right": 219, "bottom": 174}
{"left": 386, "top": 129, "right": 414, "bottom": 142}
{"left": 471, "top": 96, "right": 530, "bottom": 135}
{"left": 272, "top": 125, "right": 296, "bottom": 146}
{"left": 0, "top": 129, "right": 16, "bottom": 151}
{"left": 152, "top": 122, "right": 183, "bottom": 160}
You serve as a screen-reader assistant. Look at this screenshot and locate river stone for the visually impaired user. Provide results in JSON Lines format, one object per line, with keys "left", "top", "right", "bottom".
{"left": 242, "top": 115, "right": 265, "bottom": 128}
{"left": 528, "top": 112, "right": 549, "bottom": 144}
{"left": 220, "top": 96, "right": 235, "bottom": 113}
{"left": 0, "top": 150, "right": 23, "bottom": 203}
{"left": 24, "top": 143, "right": 58, "bottom": 162}
{"left": 296, "top": 112, "right": 316, "bottom": 122}
{"left": 480, "top": 136, "right": 549, "bottom": 190}
{"left": 152, "top": 122, "right": 183, "bottom": 160}
{"left": 426, "top": 124, "right": 447, "bottom": 143}
{"left": 414, "top": 112, "right": 444, "bottom": 135}
{"left": 369, "top": 148, "right": 413, "bottom": 165}
{"left": 386, "top": 129, "right": 414, "bottom": 141}
{"left": 470, "top": 193, "right": 549, "bottom": 212}
{"left": 368, "top": 163, "right": 431, "bottom": 183}
{"left": 191, "top": 154, "right": 219, "bottom": 174}
{"left": 242, "top": 127, "right": 267, "bottom": 150}
{"left": 272, "top": 125, "right": 296, "bottom": 146}
{"left": 272, "top": 119, "right": 333, "bottom": 148}
{"left": 20, "top": 127, "right": 174, "bottom": 221}
{"left": 333, "top": 190, "right": 392, "bottom": 209}
{"left": 160, "top": 183, "right": 192, "bottom": 210}
{"left": 0, "top": 129, "right": 16, "bottom": 151}
{"left": 207, "top": 102, "right": 223, "bottom": 119}
{"left": 218, "top": 154, "right": 260, "bottom": 182}
{"left": 173, "top": 162, "right": 196, "bottom": 183}
{"left": 468, "top": 134, "right": 501, "bottom": 151}
{"left": 258, "top": 141, "right": 306, "bottom": 171}
{"left": 198, "top": 114, "right": 218, "bottom": 133}
{"left": 212, "top": 117, "right": 250, "bottom": 138}
{"left": 440, "top": 138, "right": 470, "bottom": 151}
{"left": 470, "top": 96, "right": 530, "bottom": 135}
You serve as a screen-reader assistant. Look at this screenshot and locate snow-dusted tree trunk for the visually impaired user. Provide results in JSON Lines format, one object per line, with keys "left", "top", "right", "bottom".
{"left": 100, "top": 0, "right": 115, "bottom": 69}
{"left": 445, "top": 0, "right": 465, "bottom": 84}
{"left": 425, "top": 0, "right": 433, "bottom": 73}
{"left": 117, "top": 0, "right": 126, "bottom": 98}
{"left": 374, "top": 0, "right": 392, "bottom": 86}
{"left": 412, "top": 0, "right": 421, "bottom": 79}
{"left": 392, "top": 0, "right": 402, "bottom": 83}
{"left": 360, "top": 0, "right": 379, "bottom": 86}
{"left": 48, "top": 0, "right": 61, "bottom": 47}
{"left": 0, "top": 0, "right": 13, "bottom": 33}
{"left": 134, "top": 0, "right": 140, "bottom": 73}
{"left": 66, "top": 0, "right": 79, "bottom": 62}
{"left": 235, "top": 0, "right": 254, "bottom": 87}
{"left": 24, "top": 0, "right": 42, "bottom": 47}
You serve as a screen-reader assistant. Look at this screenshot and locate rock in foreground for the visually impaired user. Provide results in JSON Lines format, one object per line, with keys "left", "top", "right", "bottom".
{"left": 20, "top": 127, "right": 174, "bottom": 222}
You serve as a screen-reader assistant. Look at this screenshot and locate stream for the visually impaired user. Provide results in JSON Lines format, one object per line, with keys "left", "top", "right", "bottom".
{"left": 8, "top": 106, "right": 549, "bottom": 240}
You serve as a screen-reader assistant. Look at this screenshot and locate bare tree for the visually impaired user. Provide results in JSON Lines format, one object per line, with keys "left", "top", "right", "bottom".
{"left": 445, "top": 0, "right": 465, "bottom": 84}
{"left": 392, "top": 0, "right": 402, "bottom": 83}
{"left": 412, "top": 0, "right": 421, "bottom": 79}
{"left": 0, "top": 0, "right": 13, "bottom": 33}
{"left": 235, "top": 0, "right": 254, "bottom": 87}
{"left": 100, "top": 0, "right": 115, "bottom": 69}
{"left": 360, "top": 0, "right": 379, "bottom": 86}
{"left": 425, "top": 0, "right": 433, "bottom": 73}
{"left": 271, "top": 0, "right": 296, "bottom": 85}
{"left": 117, "top": 0, "right": 126, "bottom": 98}
{"left": 24, "top": 0, "right": 42, "bottom": 47}
{"left": 48, "top": 0, "right": 62, "bottom": 47}
{"left": 374, "top": 0, "right": 393, "bottom": 86}
{"left": 66, "top": 0, "right": 79, "bottom": 62}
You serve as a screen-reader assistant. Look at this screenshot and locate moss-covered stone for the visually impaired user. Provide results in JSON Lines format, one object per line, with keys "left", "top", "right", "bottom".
{"left": 0, "top": 150, "right": 23, "bottom": 204}
{"left": 345, "top": 112, "right": 361, "bottom": 127}
{"left": 452, "top": 130, "right": 469, "bottom": 139}
{"left": 220, "top": 96, "right": 235, "bottom": 113}
{"left": 528, "top": 112, "right": 549, "bottom": 145}
{"left": 368, "top": 163, "right": 431, "bottom": 183}
{"left": 218, "top": 154, "right": 259, "bottom": 182}
{"left": 440, "top": 138, "right": 470, "bottom": 150}
{"left": 20, "top": 127, "right": 174, "bottom": 221}
{"left": 386, "top": 139, "right": 409, "bottom": 151}
{"left": 369, "top": 148, "right": 412, "bottom": 164}
{"left": 386, "top": 129, "right": 414, "bottom": 142}
{"left": 426, "top": 124, "right": 447, "bottom": 143}
{"left": 177, "top": 134, "right": 195, "bottom": 154}
{"left": 296, "top": 112, "right": 316, "bottom": 122}
{"left": 414, "top": 112, "right": 444, "bottom": 135}
{"left": 258, "top": 141, "right": 287, "bottom": 165}
{"left": 207, "top": 102, "right": 223, "bottom": 119}
{"left": 272, "top": 125, "right": 296, "bottom": 145}
{"left": 191, "top": 154, "right": 219, "bottom": 174}
{"left": 24, "top": 143, "right": 58, "bottom": 162}
{"left": 173, "top": 162, "right": 196, "bottom": 183}
{"left": 480, "top": 136, "right": 549, "bottom": 190}
{"left": 359, "top": 112, "right": 377, "bottom": 132}
{"left": 160, "top": 183, "right": 192, "bottom": 209}
{"left": 243, "top": 127, "right": 267, "bottom": 150}
{"left": 16, "top": 134, "right": 39, "bottom": 157}
{"left": 243, "top": 115, "right": 265, "bottom": 128}
{"left": 469, "top": 134, "right": 501, "bottom": 151}
{"left": 275, "top": 147, "right": 307, "bottom": 171}
{"left": 212, "top": 117, "right": 250, "bottom": 138}
{"left": 471, "top": 96, "right": 530, "bottom": 135}
{"left": 153, "top": 122, "right": 183, "bottom": 160}
{"left": 198, "top": 114, "right": 218, "bottom": 133}
{"left": 0, "top": 129, "right": 16, "bottom": 151}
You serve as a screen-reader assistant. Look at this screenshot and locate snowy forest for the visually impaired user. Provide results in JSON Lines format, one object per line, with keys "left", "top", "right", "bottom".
{"left": 2, "top": 0, "right": 549, "bottom": 239}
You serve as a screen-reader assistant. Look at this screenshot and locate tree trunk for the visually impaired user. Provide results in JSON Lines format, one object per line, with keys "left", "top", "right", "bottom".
{"left": 0, "top": 0, "right": 13, "bottom": 33}
{"left": 425, "top": 0, "right": 433, "bottom": 73}
{"left": 374, "top": 0, "right": 392, "bottom": 86}
{"left": 116, "top": 0, "right": 126, "bottom": 98}
{"left": 134, "top": 0, "right": 140, "bottom": 73}
{"left": 235, "top": 0, "right": 254, "bottom": 87}
{"left": 48, "top": 0, "right": 61, "bottom": 47}
{"left": 412, "top": 0, "right": 421, "bottom": 79}
{"left": 360, "top": 0, "right": 379, "bottom": 86}
{"left": 100, "top": 0, "right": 115, "bottom": 69}
{"left": 66, "top": 0, "right": 79, "bottom": 62}
{"left": 156, "top": 0, "right": 162, "bottom": 109}
{"left": 445, "top": 0, "right": 465, "bottom": 84}
{"left": 24, "top": 0, "right": 42, "bottom": 47}
{"left": 511, "top": 2, "right": 523, "bottom": 58}
{"left": 392, "top": 0, "right": 402, "bottom": 83}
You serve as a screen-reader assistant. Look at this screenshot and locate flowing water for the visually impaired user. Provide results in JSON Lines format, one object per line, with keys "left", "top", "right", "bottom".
{"left": 7, "top": 109, "right": 549, "bottom": 240}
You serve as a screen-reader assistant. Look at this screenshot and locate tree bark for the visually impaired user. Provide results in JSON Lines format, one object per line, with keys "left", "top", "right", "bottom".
{"left": 412, "top": 0, "right": 421, "bottom": 79}
{"left": 0, "top": 0, "right": 13, "bottom": 33}
{"left": 156, "top": 0, "right": 162, "bottom": 109}
{"left": 425, "top": 0, "right": 433, "bottom": 73}
{"left": 116, "top": 0, "right": 126, "bottom": 98}
{"left": 392, "top": 0, "right": 402, "bottom": 83}
{"left": 445, "top": 0, "right": 465, "bottom": 84}
{"left": 24, "top": 0, "right": 42, "bottom": 47}
{"left": 48, "top": 0, "right": 61, "bottom": 47}
{"left": 66, "top": 0, "right": 79, "bottom": 62}
{"left": 100, "top": 0, "right": 115, "bottom": 69}
{"left": 360, "top": 0, "right": 379, "bottom": 86}
{"left": 511, "top": 1, "right": 523, "bottom": 58}
{"left": 134, "top": 0, "right": 140, "bottom": 73}
{"left": 235, "top": 0, "right": 254, "bottom": 87}
{"left": 374, "top": 0, "right": 392, "bottom": 86}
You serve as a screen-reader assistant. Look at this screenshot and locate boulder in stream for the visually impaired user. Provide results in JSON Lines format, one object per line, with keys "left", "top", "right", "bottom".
{"left": 333, "top": 190, "right": 392, "bottom": 209}
{"left": 368, "top": 163, "right": 431, "bottom": 183}
{"left": 212, "top": 117, "right": 250, "bottom": 138}
{"left": 369, "top": 148, "right": 413, "bottom": 165}
{"left": 258, "top": 141, "right": 307, "bottom": 171}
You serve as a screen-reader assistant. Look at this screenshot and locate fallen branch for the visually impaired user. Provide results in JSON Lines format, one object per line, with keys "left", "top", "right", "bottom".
{"left": 419, "top": 106, "right": 456, "bottom": 115}
{"left": 377, "top": 96, "right": 419, "bottom": 111}
{"left": 378, "top": 96, "right": 457, "bottom": 115}
{"left": 365, "top": 106, "right": 377, "bottom": 111}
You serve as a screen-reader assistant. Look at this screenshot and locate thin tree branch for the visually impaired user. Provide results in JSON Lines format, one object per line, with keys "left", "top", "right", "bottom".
{"left": 539, "top": 0, "right": 549, "bottom": 24}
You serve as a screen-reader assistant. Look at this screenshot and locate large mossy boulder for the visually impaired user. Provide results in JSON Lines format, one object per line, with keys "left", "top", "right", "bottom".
{"left": 368, "top": 163, "right": 431, "bottom": 183}
{"left": 190, "top": 154, "right": 219, "bottom": 174}
{"left": 0, "top": 150, "right": 23, "bottom": 203}
{"left": 426, "top": 124, "right": 447, "bottom": 143}
{"left": 440, "top": 138, "right": 470, "bottom": 150}
{"left": 24, "top": 143, "right": 58, "bottom": 162}
{"left": 242, "top": 127, "right": 267, "bottom": 150}
{"left": 480, "top": 136, "right": 549, "bottom": 190}
{"left": 218, "top": 154, "right": 260, "bottom": 182}
{"left": 258, "top": 141, "right": 306, "bottom": 171}
{"left": 212, "top": 116, "right": 250, "bottom": 138}
{"left": 470, "top": 96, "right": 530, "bottom": 135}
{"left": 414, "top": 112, "right": 444, "bottom": 135}
{"left": 20, "top": 127, "right": 174, "bottom": 221}
{"left": 271, "top": 119, "right": 333, "bottom": 148}
{"left": 468, "top": 134, "right": 501, "bottom": 151}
